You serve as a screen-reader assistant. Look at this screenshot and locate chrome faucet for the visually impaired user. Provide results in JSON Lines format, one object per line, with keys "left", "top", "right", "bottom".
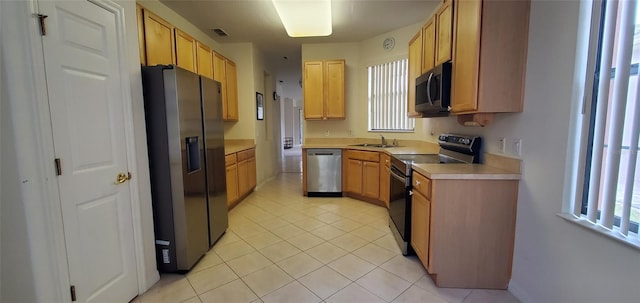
{"left": 380, "top": 135, "right": 387, "bottom": 146}
{"left": 392, "top": 138, "right": 398, "bottom": 146}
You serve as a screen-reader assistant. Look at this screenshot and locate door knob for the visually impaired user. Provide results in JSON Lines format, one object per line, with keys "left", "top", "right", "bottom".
{"left": 115, "top": 172, "right": 132, "bottom": 184}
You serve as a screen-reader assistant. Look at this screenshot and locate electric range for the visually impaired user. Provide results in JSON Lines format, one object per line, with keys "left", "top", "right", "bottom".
{"left": 388, "top": 134, "right": 482, "bottom": 255}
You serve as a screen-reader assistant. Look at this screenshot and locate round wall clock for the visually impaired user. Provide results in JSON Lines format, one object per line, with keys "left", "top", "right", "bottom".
{"left": 383, "top": 37, "right": 395, "bottom": 51}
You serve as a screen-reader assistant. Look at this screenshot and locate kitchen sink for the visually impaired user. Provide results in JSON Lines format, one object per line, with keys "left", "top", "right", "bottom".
{"left": 349, "top": 143, "right": 399, "bottom": 148}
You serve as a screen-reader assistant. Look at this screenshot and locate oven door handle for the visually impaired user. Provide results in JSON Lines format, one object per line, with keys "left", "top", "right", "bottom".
{"left": 390, "top": 166, "right": 410, "bottom": 187}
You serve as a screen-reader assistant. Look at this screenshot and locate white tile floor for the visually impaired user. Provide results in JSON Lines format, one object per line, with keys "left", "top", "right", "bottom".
{"left": 134, "top": 172, "right": 520, "bottom": 303}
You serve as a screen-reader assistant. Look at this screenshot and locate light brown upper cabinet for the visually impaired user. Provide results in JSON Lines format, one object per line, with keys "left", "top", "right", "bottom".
{"left": 225, "top": 60, "right": 239, "bottom": 121}
{"left": 451, "top": 0, "right": 530, "bottom": 122}
{"left": 175, "top": 29, "right": 197, "bottom": 73}
{"left": 303, "top": 59, "right": 345, "bottom": 120}
{"left": 196, "top": 42, "right": 213, "bottom": 79}
{"left": 213, "top": 52, "right": 239, "bottom": 121}
{"left": 303, "top": 61, "right": 324, "bottom": 119}
{"left": 408, "top": 32, "right": 423, "bottom": 118}
{"left": 435, "top": 0, "right": 453, "bottom": 65}
{"left": 213, "top": 52, "right": 226, "bottom": 98}
{"left": 141, "top": 8, "right": 175, "bottom": 66}
{"left": 136, "top": 5, "right": 146, "bottom": 65}
{"left": 409, "top": 0, "right": 452, "bottom": 117}
{"left": 421, "top": 17, "right": 435, "bottom": 74}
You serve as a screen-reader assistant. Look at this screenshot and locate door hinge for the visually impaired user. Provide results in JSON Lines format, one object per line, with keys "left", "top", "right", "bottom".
{"left": 54, "top": 158, "right": 62, "bottom": 176}
{"left": 70, "top": 285, "right": 76, "bottom": 302}
{"left": 37, "top": 14, "right": 48, "bottom": 36}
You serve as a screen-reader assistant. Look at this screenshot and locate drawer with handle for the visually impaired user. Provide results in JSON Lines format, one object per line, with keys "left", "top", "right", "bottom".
{"left": 412, "top": 172, "right": 431, "bottom": 199}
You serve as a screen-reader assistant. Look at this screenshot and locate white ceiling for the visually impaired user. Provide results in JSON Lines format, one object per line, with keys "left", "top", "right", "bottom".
{"left": 159, "top": 0, "right": 439, "bottom": 92}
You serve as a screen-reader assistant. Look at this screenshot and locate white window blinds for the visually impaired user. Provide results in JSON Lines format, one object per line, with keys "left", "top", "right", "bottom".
{"left": 367, "top": 59, "right": 415, "bottom": 132}
{"left": 576, "top": 0, "right": 640, "bottom": 239}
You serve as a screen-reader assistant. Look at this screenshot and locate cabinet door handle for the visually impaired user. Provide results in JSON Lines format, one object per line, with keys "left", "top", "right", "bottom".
{"left": 415, "top": 180, "right": 421, "bottom": 186}
{"left": 409, "top": 190, "right": 413, "bottom": 196}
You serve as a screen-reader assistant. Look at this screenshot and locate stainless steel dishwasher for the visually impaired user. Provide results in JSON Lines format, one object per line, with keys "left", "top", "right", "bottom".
{"left": 306, "top": 149, "right": 342, "bottom": 197}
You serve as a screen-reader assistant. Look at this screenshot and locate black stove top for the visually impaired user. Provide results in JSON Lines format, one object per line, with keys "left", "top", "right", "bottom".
{"left": 390, "top": 134, "right": 481, "bottom": 176}
{"left": 392, "top": 154, "right": 442, "bottom": 164}
{"left": 390, "top": 154, "right": 443, "bottom": 176}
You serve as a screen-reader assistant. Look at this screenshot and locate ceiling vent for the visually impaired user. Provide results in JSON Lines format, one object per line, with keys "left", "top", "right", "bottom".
{"left": 212, "top": 28, "right": 229, "bottom": 37}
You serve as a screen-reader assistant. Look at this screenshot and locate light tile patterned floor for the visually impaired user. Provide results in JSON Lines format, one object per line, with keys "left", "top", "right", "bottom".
{"left": 135, "top": 172, "right": 520, "bottom": 303}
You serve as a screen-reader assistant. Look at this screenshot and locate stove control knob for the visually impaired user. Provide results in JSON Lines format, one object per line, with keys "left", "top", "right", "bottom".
{"left": 461, "top": 138, "right": 471, "bottom": 145}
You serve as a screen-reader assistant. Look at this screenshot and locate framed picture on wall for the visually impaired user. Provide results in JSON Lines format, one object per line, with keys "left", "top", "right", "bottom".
{"left": 256, "top": 92, "right": 264, "bottom": 120}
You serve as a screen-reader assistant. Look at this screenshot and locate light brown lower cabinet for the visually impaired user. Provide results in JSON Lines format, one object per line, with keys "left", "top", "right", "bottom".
{"left": 411, "top": 171, "right": 518, "bottom": 289}
{"left": 343, "top": 150, "right": 382, "bottom": 204}
{"left": 237, "top": 160, "right": 249, "bottom": 196}
{"left": 248, "top": 157, "right": 257, "bottom": 189}
{"left": 225, "top": 148, "right": 256, "bottom": 208}
{"left": 225, "top": 154, "right": 238, "bottom": 207}
{"left": 411, "top": 189, "right": 431, "bottom": 271}
{"left": 379, "top": 154, "right": 390, "bottom": 208}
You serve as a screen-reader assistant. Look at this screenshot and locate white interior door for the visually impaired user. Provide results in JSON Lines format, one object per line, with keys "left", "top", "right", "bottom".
{"left": 39, "top": 0, "right": 138, "bottom": 302}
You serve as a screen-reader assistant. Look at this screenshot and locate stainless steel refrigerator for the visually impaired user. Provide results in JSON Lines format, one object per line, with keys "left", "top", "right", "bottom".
{"left": 142, "top": 65, "right": 228, "bottom": 273}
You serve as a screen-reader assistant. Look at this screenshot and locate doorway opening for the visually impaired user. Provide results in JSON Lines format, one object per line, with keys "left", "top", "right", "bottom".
{"left": 280, "top": 98, "right": 303, "bottom": 173}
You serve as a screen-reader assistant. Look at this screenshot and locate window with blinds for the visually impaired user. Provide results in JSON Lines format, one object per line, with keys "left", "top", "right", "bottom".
{"left": 367, "top": 59, "right": 415, "bottom": 132}
{"left": 574, "top": 0, "right": 640, "bottom": 243}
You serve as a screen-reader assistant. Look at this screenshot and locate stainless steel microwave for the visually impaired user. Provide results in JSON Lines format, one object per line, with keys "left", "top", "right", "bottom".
{"left": 415, "top": 61, "right": 452, "bottom": 116}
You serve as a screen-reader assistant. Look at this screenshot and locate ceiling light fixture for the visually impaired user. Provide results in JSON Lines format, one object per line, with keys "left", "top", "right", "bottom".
{"left": 271, "top": 0, "right": 332, "bottom": 37}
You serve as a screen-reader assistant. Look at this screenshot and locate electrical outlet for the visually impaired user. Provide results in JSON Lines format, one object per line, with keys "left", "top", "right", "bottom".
{"left": 498, "top": 137, "right": 506, "bottom": 153}
{"left": 325, "top": 130, "right": 330, "bottom": 137}
{"left": 512, "top": 139, "right": 522, "bottom": 156}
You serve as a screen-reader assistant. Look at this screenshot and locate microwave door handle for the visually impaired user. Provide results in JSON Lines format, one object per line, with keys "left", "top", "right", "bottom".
{"left": 426, "top": 73, "right": 434, "bottom": 105}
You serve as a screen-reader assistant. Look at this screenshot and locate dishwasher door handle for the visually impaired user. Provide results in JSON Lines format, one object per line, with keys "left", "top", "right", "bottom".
{"left": 313, "top": 153, "right": 335, "bottom": 156}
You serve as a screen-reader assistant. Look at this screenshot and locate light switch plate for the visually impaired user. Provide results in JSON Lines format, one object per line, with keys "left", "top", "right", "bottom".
{"left": 498, "top": 137, "right": 506, "bottom": 153}
{"left": 512, "top": 139, "right": 522, "bottom": 156}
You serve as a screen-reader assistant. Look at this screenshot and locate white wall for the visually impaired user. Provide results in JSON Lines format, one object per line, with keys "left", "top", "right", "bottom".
{"left": 262, "top": 72, "right": 282, "bottom": 177}
{"left": 252, "top": 45, "right": 280, "bottom": 184}
{"left": 1, "top": 4, "right": 48, "bottom": 301}
{"left": 283, "top": 98, "right": 294, "bottom": 138}
{"left": 293, "top": 106, "right": 302, "bottom": 145}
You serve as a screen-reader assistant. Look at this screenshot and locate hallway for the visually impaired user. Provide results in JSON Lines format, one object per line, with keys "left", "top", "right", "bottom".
{"left": 281, "top": 145, "right": 302, "bottom": 173}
